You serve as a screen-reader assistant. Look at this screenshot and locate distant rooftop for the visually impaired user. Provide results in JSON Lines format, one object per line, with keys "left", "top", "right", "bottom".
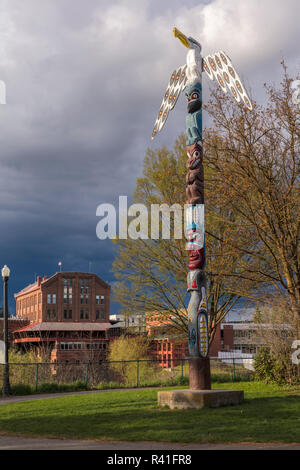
{"left": 14, "top": 322, "right": 113, "bottom": 333}
{"left": 15, "top": 271, "right": 110, "bottom": 298}
{"left": 221, "top": 322, "right": 292, "bottom": 330}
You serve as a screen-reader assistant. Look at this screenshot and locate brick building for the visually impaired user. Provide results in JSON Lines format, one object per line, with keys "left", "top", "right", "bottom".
{"left": 147, "top": 315, "right": 293, "bottom": 366}
{"left": 0, "top": 318, "right": 30, "bottom": 342}
{"left": 146, "top": 313, "right": 234, "bottom": 368}
{"left": 209, "top": 324, "right": 234, "bottom": 356}
{"left": 13, "top": 272, "right": 112, "bottom": 362}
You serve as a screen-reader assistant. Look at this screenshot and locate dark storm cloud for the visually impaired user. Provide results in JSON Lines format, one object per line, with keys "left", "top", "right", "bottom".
{"left": 0, "top": 0, "right": 299, "bottom": 313}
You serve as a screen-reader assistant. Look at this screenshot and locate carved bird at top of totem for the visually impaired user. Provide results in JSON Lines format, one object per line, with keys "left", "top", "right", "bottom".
{"left": 151, "top": 27, "right": 252, "bottom": 140}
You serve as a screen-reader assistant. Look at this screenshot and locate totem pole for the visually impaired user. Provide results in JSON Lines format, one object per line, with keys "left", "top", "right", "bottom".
{"left": 152, "top": 28, "right": 252, "bottom": 389}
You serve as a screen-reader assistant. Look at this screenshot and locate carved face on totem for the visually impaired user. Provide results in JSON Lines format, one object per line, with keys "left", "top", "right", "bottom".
{"left": 188, "top": 247, "right": 205, "bottom": 270}
{"left": 185, "top": 83, "right": 202, "bottom": 114}
{"left": 186, "top": 141, "right": 202, "bottom": 170}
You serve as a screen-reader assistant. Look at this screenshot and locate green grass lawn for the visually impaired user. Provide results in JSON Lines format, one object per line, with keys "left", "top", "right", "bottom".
{"left": 0, "top": 381, "right": 299, "bottom": 443}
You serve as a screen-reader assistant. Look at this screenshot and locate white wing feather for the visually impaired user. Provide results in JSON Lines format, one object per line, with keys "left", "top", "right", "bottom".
{"left": 152, "top": 64, "right": 188, "bottom": 140}
{"left": 203, "top": 51, "right": 252, "bottom": 110}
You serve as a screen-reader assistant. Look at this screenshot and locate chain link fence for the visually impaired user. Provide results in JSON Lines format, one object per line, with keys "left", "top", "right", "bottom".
{"left": 0, "top": 357, "right": 254, "bottom": 394}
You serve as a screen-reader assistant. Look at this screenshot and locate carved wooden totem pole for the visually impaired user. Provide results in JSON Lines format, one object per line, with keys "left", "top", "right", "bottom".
{"left": 152, "top": 28, "right": 252, "bottom": 389}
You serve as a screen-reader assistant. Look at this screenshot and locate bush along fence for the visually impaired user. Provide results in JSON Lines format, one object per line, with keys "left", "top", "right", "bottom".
{"left": 0, "top": 357, "right": 254, "bottom": 395}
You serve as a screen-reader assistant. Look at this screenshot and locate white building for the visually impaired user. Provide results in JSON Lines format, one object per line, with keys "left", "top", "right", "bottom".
{"left": 109, "top": 313, "right": 145, "bottom": 333}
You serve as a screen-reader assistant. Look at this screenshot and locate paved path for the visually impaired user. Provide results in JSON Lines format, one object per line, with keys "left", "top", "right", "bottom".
{"left": 0, "top": 435, "right": 298, "bottom": 450}
{"left": 0, "top": 387, "right": 155, "bottom": 406}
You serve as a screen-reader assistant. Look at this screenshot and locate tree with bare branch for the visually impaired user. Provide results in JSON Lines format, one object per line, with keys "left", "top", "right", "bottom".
{"left": 204, "top": 62, "right": 299, "bottom": 335}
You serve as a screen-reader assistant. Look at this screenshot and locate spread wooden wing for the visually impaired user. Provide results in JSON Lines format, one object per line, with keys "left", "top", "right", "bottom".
{"left": 152, "top": 64, "right": 188, "bottom": 140}
{"left": 202, "top": 51, "right": 252, "bottom": 110}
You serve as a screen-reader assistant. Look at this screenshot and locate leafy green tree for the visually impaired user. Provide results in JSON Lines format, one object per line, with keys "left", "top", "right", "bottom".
{"left": 107, "top": 335, "right": 155, "bottom": 386}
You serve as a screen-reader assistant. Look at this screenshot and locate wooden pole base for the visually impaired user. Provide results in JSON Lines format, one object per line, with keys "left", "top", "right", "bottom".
{"left": 188, "top": 356, "right": 211, "bottom": 390}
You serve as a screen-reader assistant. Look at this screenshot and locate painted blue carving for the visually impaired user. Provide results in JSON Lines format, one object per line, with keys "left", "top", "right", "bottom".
{"left": 186, "top": 113, "right": 202, "bottom": 145}
{"left": 188, "top": 326, "right": 197, "bottom": 355}
{"left": 185, "top": 82, "right": 202, "bottom": 145}
{"left": 185, "top": 204, "right": 204, "bottom": 231}
{"left": 185, "top": 82, "right": 202, "bottom": 102}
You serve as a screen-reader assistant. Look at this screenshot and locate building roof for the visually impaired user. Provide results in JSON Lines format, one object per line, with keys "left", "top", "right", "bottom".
{"left": 14, "top": 280, "right": 44, "bottom": 297}
{"left": 15, "top": 271, "right": 111, "bottom": 298}
{"left": 108, "top": 322, "right": 122, "bottom": 329}
{"left": 14, "top": 322, "right": 113, "bottom": 333}
{"left": 222, "top": 322, "right": 292, "bottom": 330}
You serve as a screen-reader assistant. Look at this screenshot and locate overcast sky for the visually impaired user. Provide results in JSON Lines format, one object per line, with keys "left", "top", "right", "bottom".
{"left": 0, "top": 0, "right": 299, "bottom": 314}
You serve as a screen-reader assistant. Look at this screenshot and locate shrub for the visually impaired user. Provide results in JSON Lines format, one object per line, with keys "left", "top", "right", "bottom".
{"left": 37, "top": 381, "right": 88, "bottom": 393}
{"left": 72, "top": 380, "right": 88, "bottom": 390}
{"left": 107, "top": 336, "right": 156, "bottom": 386}
{"left": 96, "top": 381, "right": 124, "bottom": 390}
{"left": 38, "top": 382, "right": 60, "bottom": 393}
{"left": 211, "top": 372, "right": 254, "bottom": 383}
{"left": 177, "top": 375, "right": 189, "bottom": 386}
{"left": 254, "top": 346, "right": 299, "bottom": 385}
{"left": 11, "top": 384, "right": 33, "bottom": 395}
{"left": 7, "top": 349, "right": 51, "bottom": 387}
